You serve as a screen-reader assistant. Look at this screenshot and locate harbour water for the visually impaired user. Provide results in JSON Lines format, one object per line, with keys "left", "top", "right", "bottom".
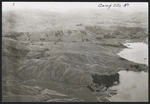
{"left": 110, "top": 42, "right": 148, "bottom": 102}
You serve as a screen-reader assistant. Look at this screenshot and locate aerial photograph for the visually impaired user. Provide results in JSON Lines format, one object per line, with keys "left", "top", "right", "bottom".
{"left": 2, "top": 2, "right": 148, "bottom": 102}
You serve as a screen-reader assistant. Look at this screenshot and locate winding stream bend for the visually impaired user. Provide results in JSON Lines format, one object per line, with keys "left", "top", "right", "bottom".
{"left": 110, "top": 42, "right": 148, "bottom": 102}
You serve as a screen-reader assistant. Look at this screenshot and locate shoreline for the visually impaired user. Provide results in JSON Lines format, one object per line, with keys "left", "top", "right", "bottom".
{"left": 97, "top": 40, "right": 148, "bottom": 102}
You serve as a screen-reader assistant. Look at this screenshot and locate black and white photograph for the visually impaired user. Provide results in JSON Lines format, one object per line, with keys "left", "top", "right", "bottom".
{"left": 2, "top": 2, "right": 148, "bottom": 102}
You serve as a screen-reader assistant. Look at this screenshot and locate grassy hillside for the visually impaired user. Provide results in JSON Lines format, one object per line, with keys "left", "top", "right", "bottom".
{"left": 2, "top": 9, "right": 148, "bottom": 102}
